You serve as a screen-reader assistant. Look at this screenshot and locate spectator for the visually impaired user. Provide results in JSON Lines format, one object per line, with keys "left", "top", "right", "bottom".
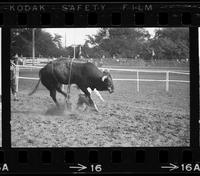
{"left": 10, "top": 58, "right": 19, "bottom": 101}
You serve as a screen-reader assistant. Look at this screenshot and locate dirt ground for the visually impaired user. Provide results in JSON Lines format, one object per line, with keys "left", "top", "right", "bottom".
{"left": 11, "top": 80, "right": 190, "bottom": 147}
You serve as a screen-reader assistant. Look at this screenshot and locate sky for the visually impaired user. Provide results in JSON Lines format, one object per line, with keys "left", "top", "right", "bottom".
{"left": 43, "top": 28, "right": 157, "bottom": 47}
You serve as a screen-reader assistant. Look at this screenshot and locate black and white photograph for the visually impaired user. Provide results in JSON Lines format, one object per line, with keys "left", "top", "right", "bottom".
{"left": 10, "top": 28, "right": 190, "bottom": 147}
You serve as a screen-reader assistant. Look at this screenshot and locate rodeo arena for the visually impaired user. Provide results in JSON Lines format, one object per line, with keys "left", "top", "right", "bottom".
{"left": 11, "top": 29, "right": 190, "bottom": 147}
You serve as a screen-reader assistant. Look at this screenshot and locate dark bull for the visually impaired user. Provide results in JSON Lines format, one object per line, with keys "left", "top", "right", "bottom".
{"left": 29, "top": 59, "right": 114, "bottom": 111}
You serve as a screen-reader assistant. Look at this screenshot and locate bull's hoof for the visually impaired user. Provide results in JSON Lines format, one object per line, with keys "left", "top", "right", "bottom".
{"left": 91, "top": 107, "right": 99, "bottom": 113}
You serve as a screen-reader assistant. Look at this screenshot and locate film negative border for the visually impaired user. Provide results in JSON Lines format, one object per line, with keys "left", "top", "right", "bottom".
{"left": 0, "top": 1, "right": 199, "bottom": 174}
{"left": 0, "top": 148, "right": 200, "bottom": 173}
{"left": 0, "top": 2, "right": 199, "bottom": 26}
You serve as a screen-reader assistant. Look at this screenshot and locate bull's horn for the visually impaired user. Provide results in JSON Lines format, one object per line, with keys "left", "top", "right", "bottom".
{"left": 102, "top": 75, "right": 108, "bottom": 82}
{"left": 103, "top": 69, "right": 110, "bottom": 73}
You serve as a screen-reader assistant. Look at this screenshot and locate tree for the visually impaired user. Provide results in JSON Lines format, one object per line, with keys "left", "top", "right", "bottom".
{"left": 53, "top": 34, "right": 62, "bottom": 49}
{"left": 11, "top": 28, "right": 67, "bottom": 58}
{"left": 151, "top": 28, "right": 189, "bottom": 61}
{"left": 85, "top": 28, "right": 151, "bottom": 59}
{"left": 11, "top": 28, "right": 33, "bottom": 57}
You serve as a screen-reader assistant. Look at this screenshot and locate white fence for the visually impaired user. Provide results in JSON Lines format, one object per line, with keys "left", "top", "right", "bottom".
{"left": 15, "top": 65, "right": 190, "bottom": 92}
{"left": 19, "top": 57, "right": 54, "bottom": 65}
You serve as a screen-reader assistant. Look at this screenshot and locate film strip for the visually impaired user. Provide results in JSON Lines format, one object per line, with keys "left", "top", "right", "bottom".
{"left": 0, "top": 1, "right": 199, "bottom": 174}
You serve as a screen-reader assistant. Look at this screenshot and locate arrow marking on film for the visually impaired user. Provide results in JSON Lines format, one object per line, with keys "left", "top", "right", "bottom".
{"left": 69, "top": 163, "right": 87, "bottom": 171}
{"left": 161, "top": 163, "right": 179, "bottom": 171}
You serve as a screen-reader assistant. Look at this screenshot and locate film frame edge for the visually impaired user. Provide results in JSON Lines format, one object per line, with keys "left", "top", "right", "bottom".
{"left": 0, "top": 1, "right": 199, "bottom": 174}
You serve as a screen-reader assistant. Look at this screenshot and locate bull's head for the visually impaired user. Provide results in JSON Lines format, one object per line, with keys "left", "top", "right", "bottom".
{"left": 101, "top": 69, "right": 114, "bottom": 93}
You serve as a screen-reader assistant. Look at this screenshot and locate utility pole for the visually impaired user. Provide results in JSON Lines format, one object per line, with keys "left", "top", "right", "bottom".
{"left": 73, "top": 28, "right": 76, "bottom": 59}
{"left": 73, "top": 45, "right": 76, "bottom": 59}
{"left": 32, "top": 28, "right": 35, "bottom": 65}
{"left": 65, "top": 32, "right": 66, "bottom": 48}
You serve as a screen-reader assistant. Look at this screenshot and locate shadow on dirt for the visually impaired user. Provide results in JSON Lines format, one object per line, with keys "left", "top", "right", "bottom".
{"left": 44, "top": 102, "right": 100, "bottom": 117}
{"left": 12, "top": 110, "right": 41, "bottom": 115}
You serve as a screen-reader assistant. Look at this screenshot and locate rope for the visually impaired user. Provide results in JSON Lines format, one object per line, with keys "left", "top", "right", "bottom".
{"left": 66, "top": 58, "right": 74, "bottom": 100}
{"left": 50, "top": 59, "right": 74, "bottom": 101}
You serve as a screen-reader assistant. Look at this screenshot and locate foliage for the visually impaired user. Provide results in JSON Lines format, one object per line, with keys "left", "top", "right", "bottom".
{"left": 10, "top": 28, "right": 189, "bottom": 63}
{"left": 83, "top": 28, "right": 189, "bottom": 62}
{"left": 11, "top": 28, "right": 63, "bottom": 58}
{"left": 151, "top": 28, "right": 189, "bottom": 61}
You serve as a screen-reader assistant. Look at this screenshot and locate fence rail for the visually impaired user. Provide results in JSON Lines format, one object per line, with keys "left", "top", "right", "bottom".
{"left": 15, "top": 65, "right": 190, "bottom": 92}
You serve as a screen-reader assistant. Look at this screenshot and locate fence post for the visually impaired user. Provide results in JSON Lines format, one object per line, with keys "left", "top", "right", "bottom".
{"left": 16, "top": 65, "right": 19, "bottom": 92}
{"left": 23, "top": 58, "right": 25, "bottom": 65}
{"left": 166, "top": 71, "right": 169, "bottom": 92}
{"left": 137, "top": 71, "right": 139, "bottom": 92}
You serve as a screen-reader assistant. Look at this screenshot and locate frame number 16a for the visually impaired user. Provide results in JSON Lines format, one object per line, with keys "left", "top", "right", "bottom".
{"left": 181, "top": 164, "right": 200, "bottom": 172}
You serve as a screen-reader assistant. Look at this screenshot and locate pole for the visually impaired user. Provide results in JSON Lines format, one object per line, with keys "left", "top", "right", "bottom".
{"left": 65, "top": 32, "right": 66, "bottom": 48}
{"left": 32, "top": 28, "right": 35, "bottom": 66}
{"left": 73, "top": 28, "right": 76, "bottom": 59}
{"left": 166, "top": 71, "right": 169, "bottom": 92}
{"left": 73, "top": 45, "right": 76, "bottom": 59}
{"left": 137, "top": 71, "right": 139, "bottom": 92}
{"left": 16, "top": 65, "right": 19, "bottom": 92}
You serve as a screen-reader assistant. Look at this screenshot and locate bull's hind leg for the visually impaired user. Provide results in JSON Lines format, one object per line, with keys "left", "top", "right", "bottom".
{"left": 56, "top": 85, "right": 67, "bottom": 99}
{"left": 50, "top": 89, "right": 59, "bottom": 107}
{"left": 56, "top": 85, "right": 72, "bottom": 109}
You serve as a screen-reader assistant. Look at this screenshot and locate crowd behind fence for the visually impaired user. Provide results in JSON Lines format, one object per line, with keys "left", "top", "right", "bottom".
{"left": 17, "top": 57, "right": 189, "bottom": 68}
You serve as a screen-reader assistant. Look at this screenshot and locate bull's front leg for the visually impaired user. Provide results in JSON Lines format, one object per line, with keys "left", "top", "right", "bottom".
{"left": 93, "top": 88, "right": 104, "bottom": 102}
{"left": 85, "top": 87, "right": 99, "bottom": 112}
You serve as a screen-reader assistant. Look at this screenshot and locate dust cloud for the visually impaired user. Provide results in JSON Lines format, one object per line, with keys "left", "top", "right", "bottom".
{"left": 45, "top": 103, "right": 72, "bottom": 116}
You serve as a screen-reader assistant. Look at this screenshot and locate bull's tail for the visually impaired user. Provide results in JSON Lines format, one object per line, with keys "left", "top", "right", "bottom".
{"left": 28, "top": 77, "right": 41, "bottom": 96}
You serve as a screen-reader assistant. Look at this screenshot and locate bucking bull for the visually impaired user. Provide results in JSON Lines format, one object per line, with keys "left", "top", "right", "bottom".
{"left": 29, "top": 59, "right": 114, "bottom": 112}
